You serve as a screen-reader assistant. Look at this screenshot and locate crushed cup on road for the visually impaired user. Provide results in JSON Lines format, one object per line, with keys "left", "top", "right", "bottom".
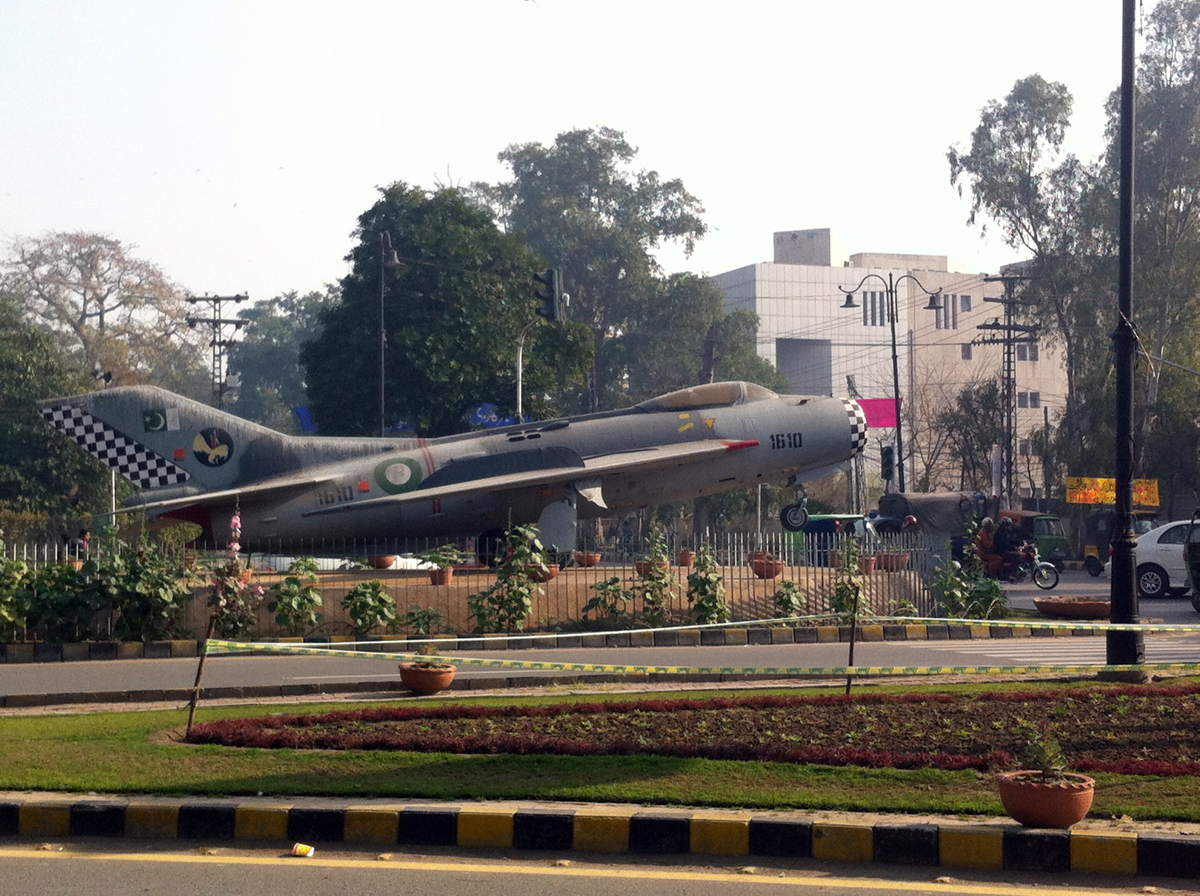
{"left": 291, "top": 843, "right": 315, "bottom": 857}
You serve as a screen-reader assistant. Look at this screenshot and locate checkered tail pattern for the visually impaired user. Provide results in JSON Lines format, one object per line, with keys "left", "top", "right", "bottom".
{"left": 41, "top": 403, "right": 190, "bottom": 490}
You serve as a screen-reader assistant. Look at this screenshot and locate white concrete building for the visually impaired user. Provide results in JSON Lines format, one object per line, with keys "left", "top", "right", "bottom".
{"left": 712, "top": 229, "right": 1067, "bottom": 500}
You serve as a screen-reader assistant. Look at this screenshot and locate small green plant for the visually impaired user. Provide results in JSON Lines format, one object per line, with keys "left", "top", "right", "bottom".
{"left": 400, "top": 604, "right": 444, "bottom": 637}
{"left": 22, "top": 561, "right": 95, "bottom": 642}
{"left": 583, "top": 577, "right": 634, "bottom": 625}
{"left": 772, "top": 580, "right": 807, "bottom": 619}
{"left": 1016, "top": 719, "right": 1070, "bottom": 782}
{"left": 830, "top": 537, "right": 865, "bottom": 619}
{"left": 267, "top": 556, "right": 323, "bottom": 636}
{"left": 89, "top": 532, "right": 192, "bottom": 641}
{"left": 340, "top": 579, "right": 397, "bottom": 639}
{"left": 467, "top": 522, "right": 545, "bottom": 633}
{"left": 642, "top": 525, "right": 670, "bottom": 566}
{"left": 932, "top": 547, "right": 1009, "bottom": 620}
{"left": 0, "top": 531, "right": 30, "bottom": 641}
{"left": 633, "top": 524, "right": 676, "bottom": 627}
{"left": 686, "top": 544, "right": 729, "bottom": 625}
{"left": 416, "top": 543, "right": 468, "bottom": 570}
{"left": 412, "top": 639, "right": 452, "bottom": 669}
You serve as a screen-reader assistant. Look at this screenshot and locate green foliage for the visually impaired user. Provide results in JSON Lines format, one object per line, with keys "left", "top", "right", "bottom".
{"left": 22, "top": 562, "right": 96, "bottom": 642}
{"left": 301, "top": 183, "right": 574, "bottom": 436}
{"left": 583, "top": 577, "right": 634, "bottom": 626}
{"left": 84, "top": 531, "right": 192, "bottom": 641}
{"left": 227, "top": 288, "right": 340, "bottom": 433}
{"left": 830, "top": 538, "right": 865, "bottom": 618}
{"left": 931, "top": 550, "right": 1010, "bottom": 620}
{"left": 206, "top": 514, "right": 264, "bottom": 640}
{"left": 0, "top": 533, "right": 30, "bottom": 641}
{"left": 416, "top": 543, "right": 468, "bottom": 570}
{"left": 400, "top": 605, "right": 444, "bottom": 637}
{"left": 633, "top": 526, "right": 676, "bottom": 627}
{"left": 1016, "top": 719, "right": 1070, "bottom": 781}
{"left": 772, "top": 580, "right": 807, "bottom": 620}
{"left": 467, "top": 523, "right": 545, "bottom": 632}
{"left": 686, "top": 544, "right": 728, "bottom": 625}
{"left": 340, "top": 579, "right": 397, "bottom": 639}
{"left": 266, "top": 556, "right": 324, "bottom": 636}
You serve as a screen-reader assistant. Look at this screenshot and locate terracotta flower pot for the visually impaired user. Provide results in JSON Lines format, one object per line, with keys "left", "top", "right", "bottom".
{"left": 858, "top": 556, "right": 876, "bottom": 574}
{"left": 751, "top": 558, "right": 784, "bottom": 579}
{"left": 996, "top": 771, "right": 1095, "bottom": 828}
{"left": 573, "top": 551, "right": 602, "bottom": 567}
{"left": 529, "top": 563, "right": 559, "bottom": 583}
{"left": 398, "top": 662, "right": 457, "bottom": 696}
{"left": 875, "top": 551, "right": 910, "bottom": 572}
{"left": 428, "top": 567, "right": 454, "bottom": 586}
{"left": 367, "top": 555, "right": 397, "bottom": 570}
{"left": 677, "top": 550, "right": 695, "bottom": 568}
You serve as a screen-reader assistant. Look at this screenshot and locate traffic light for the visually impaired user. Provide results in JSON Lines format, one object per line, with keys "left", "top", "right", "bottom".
{"left": 534, "top": 268, "right": 563, "bottom": 322}
{"left": 880, "top": 445, "right": 895, "bottom": 481}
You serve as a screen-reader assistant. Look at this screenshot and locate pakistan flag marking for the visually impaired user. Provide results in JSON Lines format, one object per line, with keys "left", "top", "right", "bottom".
{"left": 142, "top": 409, "right": 168, "bottom": 432}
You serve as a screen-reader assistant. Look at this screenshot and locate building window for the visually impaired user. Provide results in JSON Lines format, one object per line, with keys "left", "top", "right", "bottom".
{"left": 1029, "top": 391, "right": 1041, "bottom": 408}
{"left": 961, "top": 295, "right": 972, "bottom": 312}
{"left": 1017, "top": 343, "right": 1040, "bottom": 362}
{"left": 1019, "top": 438, "right": 1032, "bottom": 456}
{"left": 1018, "top": 392, "right": 1029, "bottom": 408}
{"left": 961, "top": 343, "right": 972, "bottom": 361}
{"left": 935, "top": 295, "right": 959, "bottom": 330}
{"left": 862, "top": 291, "right": 887, "bottom": 328}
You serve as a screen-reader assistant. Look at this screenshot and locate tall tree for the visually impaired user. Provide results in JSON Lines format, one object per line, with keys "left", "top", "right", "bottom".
{"left": 0, "top": 291, "right": 114, "bottom": 521}
{"left": 227, "top": 287, "right": 340, "bottom": 433}
{"left": 0, "top": 232, "right": 208, "bottom": 396}
{"left": 301, "top": 183, "right": 584, "bottom": 437}
{"left": 473, "top": 127, "right": 710, "bottom": 411}
{"left": 935, "top": 379, "right": 1006, "bottom": 492}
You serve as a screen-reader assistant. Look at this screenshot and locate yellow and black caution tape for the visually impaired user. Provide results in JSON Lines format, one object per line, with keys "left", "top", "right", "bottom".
{"left": 206, "top": 636, "right": 1200, "bottom": 678}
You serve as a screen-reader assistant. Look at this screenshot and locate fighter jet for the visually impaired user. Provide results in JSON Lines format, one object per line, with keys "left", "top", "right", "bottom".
{"left": 39, "top": 381, "right": 867, "bottom": 552}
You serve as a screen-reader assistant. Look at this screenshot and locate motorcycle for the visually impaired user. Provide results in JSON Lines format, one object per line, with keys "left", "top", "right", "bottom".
{"left": 1002, "top": 541, "right": 1060, "bottom": 590}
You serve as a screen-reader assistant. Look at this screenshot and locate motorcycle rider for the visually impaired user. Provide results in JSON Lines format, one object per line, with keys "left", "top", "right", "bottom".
{"left": 994, "top": 516, "right": 1024, "bottom": 581}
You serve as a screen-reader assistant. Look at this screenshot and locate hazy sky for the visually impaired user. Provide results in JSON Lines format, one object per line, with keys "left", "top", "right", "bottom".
{"left": 0, "top": 1, "right": 1146, "bottom": 303}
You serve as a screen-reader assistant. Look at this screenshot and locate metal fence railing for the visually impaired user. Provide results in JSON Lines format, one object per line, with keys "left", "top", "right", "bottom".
{"left": 3, "top": 531, "right": 942, "bottom": 641}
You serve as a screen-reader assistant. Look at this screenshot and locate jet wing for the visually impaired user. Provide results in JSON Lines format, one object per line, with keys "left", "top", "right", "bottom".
{"left": 115, "top": 474, "right": 336, "bottom": 515}
{"left": 302, "top": 439, "right": 760, "bottom": 518}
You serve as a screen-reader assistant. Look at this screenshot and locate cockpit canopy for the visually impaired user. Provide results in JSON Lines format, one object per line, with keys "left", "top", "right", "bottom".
{"left": 637, "top": 381, "right": 779, "bottom": 413}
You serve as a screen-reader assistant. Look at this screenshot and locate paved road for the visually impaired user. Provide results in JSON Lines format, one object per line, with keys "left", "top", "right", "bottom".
{"left": 1, "top": 569, "right": 1197, "bottom": 700}
{"left": 0, "top": 843, "right": 1158, "bottom": 896}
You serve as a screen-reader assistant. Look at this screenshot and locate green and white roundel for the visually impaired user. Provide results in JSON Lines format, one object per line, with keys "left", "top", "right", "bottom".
{"left": 374, "top": 457, "right": 423, "bottom": 494}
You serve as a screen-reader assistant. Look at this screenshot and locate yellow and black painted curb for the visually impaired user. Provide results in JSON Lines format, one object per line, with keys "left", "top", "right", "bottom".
{"left": 1, "top": 797, "right": 1195, "bottom": 879}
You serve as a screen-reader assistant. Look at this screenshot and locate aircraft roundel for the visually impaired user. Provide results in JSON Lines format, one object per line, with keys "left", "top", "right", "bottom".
{"left": 375, "top": 457, "right": 423, "bottom": 494}
{"left": 193, "top": 428, "right": 233, "bottom": 467}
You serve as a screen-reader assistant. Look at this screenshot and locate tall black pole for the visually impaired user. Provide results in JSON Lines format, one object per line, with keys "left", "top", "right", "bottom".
{"left": 1108, "top": 0, "right": 1145, "bottom": 675}
{"left": 379, "top": 233, "right": 388, "bottom": 438}
{"left": 887, "top": 274, "right": 905, "bottom": 492}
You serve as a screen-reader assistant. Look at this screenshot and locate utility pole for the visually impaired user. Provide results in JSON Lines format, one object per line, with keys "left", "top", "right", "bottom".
{"left": 973, "top": 275, "right": 1035, "bottom": 509}
{"left": 186, "top": 294, "right": 248, "bottom": 409}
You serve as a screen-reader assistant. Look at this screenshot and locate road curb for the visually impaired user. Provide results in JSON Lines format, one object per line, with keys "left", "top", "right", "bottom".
{"left": 0, "top": 796, "right": 1195, "bottom": 879}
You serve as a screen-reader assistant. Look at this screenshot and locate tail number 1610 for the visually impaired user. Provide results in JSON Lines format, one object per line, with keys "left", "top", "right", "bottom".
{"left": 769, "top": 432, "right": 802, "bottom": 450}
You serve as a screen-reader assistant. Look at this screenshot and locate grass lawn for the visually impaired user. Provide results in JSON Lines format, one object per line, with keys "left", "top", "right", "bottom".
{"left": 2, "top": 677, "right": 1199, "bottom": 823}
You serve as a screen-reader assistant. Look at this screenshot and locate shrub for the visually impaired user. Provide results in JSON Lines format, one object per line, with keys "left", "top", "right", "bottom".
{"left": 87, "top": 532, "right": 192, "bottom": 641}
{"left": 267, "top": 556, "right": 324, "bottom": 636}
{"left": 341, "top": 579, "right": 397, "bottom": 639}
{"left": 467, "top": 522, "right": 544, "bottom": 632}
{"left": 686, "top": 544, "right": 728, "bottom": 624}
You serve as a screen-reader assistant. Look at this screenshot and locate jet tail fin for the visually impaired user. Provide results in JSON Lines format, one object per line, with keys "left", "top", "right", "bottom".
{"left": 39, "top": 385, "right": 299, "bottom": 497}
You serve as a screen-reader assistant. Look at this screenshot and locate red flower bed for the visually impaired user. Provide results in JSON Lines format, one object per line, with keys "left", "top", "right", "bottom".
{"left": 186, "top": 684, "right": 1200, "bottom": 776}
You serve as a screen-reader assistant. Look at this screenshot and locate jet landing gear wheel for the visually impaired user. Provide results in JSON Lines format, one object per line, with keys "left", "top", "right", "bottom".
{"left": 780, "top": 500, "right": 810, "bottom": 532}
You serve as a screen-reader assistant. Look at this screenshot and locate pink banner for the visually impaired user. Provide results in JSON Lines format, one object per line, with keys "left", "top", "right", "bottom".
{"left": 857, "top": 398, "right": 900, "bottom": 428}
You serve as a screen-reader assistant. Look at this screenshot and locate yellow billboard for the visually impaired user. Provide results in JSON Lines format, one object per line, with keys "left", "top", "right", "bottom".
{"left": 1065, "top": 477, "right": 1160, "bottom": 507}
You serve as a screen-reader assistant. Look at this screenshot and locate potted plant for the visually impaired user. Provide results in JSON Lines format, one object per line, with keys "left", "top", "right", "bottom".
{"left": 874, "top": 548, "right": 911, "bottom": 571}
{"left": 751, "top": 553, "right": 785, "bottom": 579}
{"left": 573, "top": 550, "right": 602, "bottom": 567}
{"left": 996, "top": 721, "right": 1095, "bottom": 829}
{"left": 677, "top": 548, "right": 696, "bottom": 567}
{"left": 416, "top": 543, "right": 468, "bottom": 585}
{"left": 398, "top": 641, "right": 457, "bottom": 696}
{"left": 634, "top": 525, "right": 670, "bottom": 576}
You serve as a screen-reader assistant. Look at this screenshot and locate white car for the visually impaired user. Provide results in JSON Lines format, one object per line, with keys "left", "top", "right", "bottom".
{"left": 1104, "top": 519, "right": 1193, "bottom": 598}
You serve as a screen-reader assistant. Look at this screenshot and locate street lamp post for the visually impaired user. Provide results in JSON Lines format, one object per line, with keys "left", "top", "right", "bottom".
{"left": 379, "top": 232, "right": 401, "bottom": 437}
{"left": 838, "top": 272, "right": 942, "bottom": 493}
